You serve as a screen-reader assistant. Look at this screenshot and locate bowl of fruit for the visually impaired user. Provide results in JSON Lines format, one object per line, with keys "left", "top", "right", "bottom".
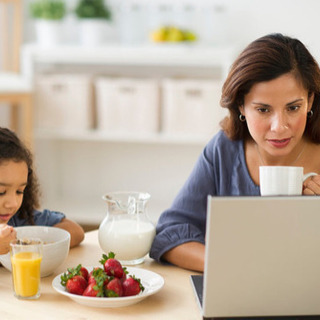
{"left": 150, "top": 25, "right": 197, "bottom": 43}
{"left": 52, "top": 252, "right": 164, "bottom": 308}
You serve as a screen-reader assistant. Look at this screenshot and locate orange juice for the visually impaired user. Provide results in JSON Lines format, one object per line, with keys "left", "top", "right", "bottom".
{"left": 11, "top": 251, "right": 42, "bottom": 297}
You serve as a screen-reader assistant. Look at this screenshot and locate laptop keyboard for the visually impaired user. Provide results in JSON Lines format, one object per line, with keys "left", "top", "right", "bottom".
{"left": 190, "top": 274, "right": 204, "bottom": 307}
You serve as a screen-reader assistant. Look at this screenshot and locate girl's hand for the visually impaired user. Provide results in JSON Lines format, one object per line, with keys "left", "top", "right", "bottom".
{"left": 0, "top": 225, "right": 16, "bottom": 255}
{"left": 303, "top": 175, "right": 320, "bottom": 195}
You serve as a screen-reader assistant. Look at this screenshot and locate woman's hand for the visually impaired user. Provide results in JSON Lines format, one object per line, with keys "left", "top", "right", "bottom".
{"left": 0, "top": 225, "right": 16, "bottom": 254}
{"left": 303, "top": 175, "right": 320, "bottom": 195}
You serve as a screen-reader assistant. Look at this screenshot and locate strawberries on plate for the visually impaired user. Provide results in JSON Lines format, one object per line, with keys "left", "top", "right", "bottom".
{"left": 60, "top": 265, "right": 89, "bottom": 295}
{"left": 64, "top": 275, "right": 87, "bottom": 295}
{"left": 106, "top": 278, "right": 123, "bottom": 297}
{"left": 100, "top": 252, "right": 126, "bottom": 279}
{"left": 122, "top": 276, "right": 144, "bottom": 297}
{"left": 60, "top": 252, "right": 144, "bottom": 298}
{"left": 79, "top": 266, "right": 89, "bottom": 281}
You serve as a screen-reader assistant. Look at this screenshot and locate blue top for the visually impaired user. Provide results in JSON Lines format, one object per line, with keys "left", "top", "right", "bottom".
{"left": 149, "top": 130, "right": 260, "bottom": 262}
{"left": 8, "top": 209, "right": 66, "bottom": 227}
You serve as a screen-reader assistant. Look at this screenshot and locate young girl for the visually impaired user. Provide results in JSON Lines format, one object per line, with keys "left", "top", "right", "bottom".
{"left": 0, "top": 127, "right": 84, "bottom": 254}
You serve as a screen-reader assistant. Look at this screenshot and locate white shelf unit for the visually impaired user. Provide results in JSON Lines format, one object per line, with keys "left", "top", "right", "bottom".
{"left": 22, "top": 44, "right": 235, "bottom": 78}
{"left": 24, "top": 44, "right": 236, "bottom": 226}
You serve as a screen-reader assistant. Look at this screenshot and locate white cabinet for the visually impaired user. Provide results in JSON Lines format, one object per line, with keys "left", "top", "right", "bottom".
{"left": 23, "top": 44, "right": 236, "bottom": 226}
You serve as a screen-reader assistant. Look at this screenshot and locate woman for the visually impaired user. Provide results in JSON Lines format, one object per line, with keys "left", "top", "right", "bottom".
{"left": 0, "top": 127, "right": 84, "bottom": 254}
{"left": 149, "top": 33, "right": 320, "bottom": 272}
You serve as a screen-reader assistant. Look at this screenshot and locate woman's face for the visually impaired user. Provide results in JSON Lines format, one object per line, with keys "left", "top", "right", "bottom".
{"left": 240, "top": 73, "right": 314, "bottom": 158}
{"left": 0, "top": 160, "right": 28, "bottom": 224}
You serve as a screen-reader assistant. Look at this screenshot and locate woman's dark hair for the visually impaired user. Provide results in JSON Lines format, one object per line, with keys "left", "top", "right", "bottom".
{"left": 0, "top": 128, "right": 40, "bottom": 224}
{"left": 220, "top": 33, "right": 320, "bottom": 142}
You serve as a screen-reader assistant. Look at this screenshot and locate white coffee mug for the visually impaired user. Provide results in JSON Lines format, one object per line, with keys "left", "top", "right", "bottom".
{"left": 259, "top": 166, "right": 317, "bottom": 196}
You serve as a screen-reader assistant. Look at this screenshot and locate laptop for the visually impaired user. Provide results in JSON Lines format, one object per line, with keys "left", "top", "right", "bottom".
{"left": 191, "top": 196, "right": 320, "bottom": 319}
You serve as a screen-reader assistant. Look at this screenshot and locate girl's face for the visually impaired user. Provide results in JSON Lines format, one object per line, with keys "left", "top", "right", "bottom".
{"left": 240, "top": 73, "right": 314, "bottom": 159}
{"left": 0, "top": 160, "right": 28, "bottom": 224}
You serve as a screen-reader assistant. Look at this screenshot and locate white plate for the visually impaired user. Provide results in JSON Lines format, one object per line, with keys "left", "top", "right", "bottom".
{"left": 52, "top": 266, "right": 164, "bottom": 308}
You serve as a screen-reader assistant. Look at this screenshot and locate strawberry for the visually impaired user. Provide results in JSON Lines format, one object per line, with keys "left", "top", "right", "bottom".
{"left": 65, "top": 275, "right": 88, "bottom": 295}
{"left": 105, "top": 278, "right": 123, "bottom": 297}
{"left": 88, "top": 267, "right": 104, "bottom": 285}
{"left": 61, "top": 264, "right": 86, "bottom": 284}
{"left": 100, "top": 252, "right": 126, "bottom": 279}
{"left": 119, "top": 270, "right": 127, "bottom": 283}
{"left": 79, "top": 266, "right": 89, "bottom": 281}
{"left": 103, "top": 276, "right": 110, "bottom": 287}
{"left": 122, "top": 275, "right": 145, "bottom": 297}
{"left": 88, "top": 274, "right": 96, "bottom": 285}
{"left": 60, "top": 264, "right": 89, "bottom": 296}
{"left": 88, "top": 276, "right": 109, "bottom": 287}
{"left": 83, "top": 282, "right": 99, "bottom": 297}
{"left": 83, "top": 267, "right": 108, "bottom": 297}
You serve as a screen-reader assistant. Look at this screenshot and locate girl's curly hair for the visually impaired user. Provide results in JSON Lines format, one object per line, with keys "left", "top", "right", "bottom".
{"left": 0, "top": 128, "right": 40, "bottom": 224}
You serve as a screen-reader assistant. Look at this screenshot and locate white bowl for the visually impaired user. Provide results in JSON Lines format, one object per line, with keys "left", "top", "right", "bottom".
{"left": 0, "top": 226, "right": 70, "bottom": 277}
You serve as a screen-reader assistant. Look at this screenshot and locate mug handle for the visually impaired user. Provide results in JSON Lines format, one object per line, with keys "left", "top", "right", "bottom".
{"left": 303, "top": 172, "right": 318, "bottom": 181}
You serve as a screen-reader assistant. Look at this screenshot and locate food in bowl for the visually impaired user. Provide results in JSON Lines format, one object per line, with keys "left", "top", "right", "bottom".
{"left": 150, "top": 26, "right": 197, "bottom": 42}
{"left": 0, "top": 226, "right": 70, "bottom": 277}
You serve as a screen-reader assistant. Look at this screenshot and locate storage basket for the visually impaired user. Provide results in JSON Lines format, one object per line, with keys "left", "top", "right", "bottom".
{"left": 161, "top": 78, "right": 226, "bottom": 137}
{"left": 35, "top": 74, "right": 93, "bottom": 130}
{"left": 95, "top": 77, "right": 160, "bottom": 134}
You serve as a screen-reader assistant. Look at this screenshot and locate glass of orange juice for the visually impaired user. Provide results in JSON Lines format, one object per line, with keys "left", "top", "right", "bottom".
{"left": 10, "top": 238, "right": 43, "bottom": 299}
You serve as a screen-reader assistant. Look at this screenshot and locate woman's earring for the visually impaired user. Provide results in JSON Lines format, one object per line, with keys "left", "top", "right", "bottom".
{"left": 307, "top": 110, "right": 314, "bottom": 118}
{"left": 239, "top": 114, "right": 246, "bottom": 122}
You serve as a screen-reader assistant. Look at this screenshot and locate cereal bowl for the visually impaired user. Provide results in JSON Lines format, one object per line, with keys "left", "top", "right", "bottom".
{"left": 0, "top": 226, "right": 70, "bottom": 277}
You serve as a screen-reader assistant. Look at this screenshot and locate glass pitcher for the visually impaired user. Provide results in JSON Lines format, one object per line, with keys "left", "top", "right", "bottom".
{"left": 98, "top": 191, "right": 156, "bottom": 265}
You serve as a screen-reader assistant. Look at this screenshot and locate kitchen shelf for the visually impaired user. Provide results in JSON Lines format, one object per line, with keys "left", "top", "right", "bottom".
{"left": 22, "top": 43, "right": 236, "bottom": 78}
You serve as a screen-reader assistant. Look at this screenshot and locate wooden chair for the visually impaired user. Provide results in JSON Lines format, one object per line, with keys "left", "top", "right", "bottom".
{"left": 0, "top": 0, "right": 33, "bottom": 148}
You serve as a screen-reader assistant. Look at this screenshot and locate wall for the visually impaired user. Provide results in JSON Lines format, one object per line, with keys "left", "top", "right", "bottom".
{"left": 223, "top": 0, "right": 320, "bottom": 61}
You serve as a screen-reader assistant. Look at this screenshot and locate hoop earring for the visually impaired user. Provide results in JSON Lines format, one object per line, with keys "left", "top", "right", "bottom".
{"left": 239, "top": 114, "right": 246, "bottom": 122}
{"left": 307, "top": 110, "right": 314, "bottom": 118}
